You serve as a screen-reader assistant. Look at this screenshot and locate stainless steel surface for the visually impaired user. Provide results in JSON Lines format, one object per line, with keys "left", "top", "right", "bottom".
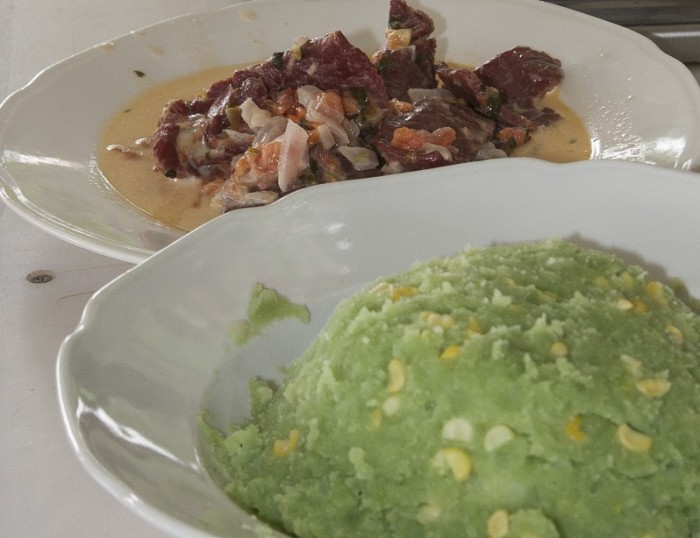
{"left": 545, "top": 0, "right": 700, "bottom": 62}
{"left": 636, "top": 25, "right": 700, "bottom": 63}
{"left": 544, "top": 0, "right": 700, "bottom": 25}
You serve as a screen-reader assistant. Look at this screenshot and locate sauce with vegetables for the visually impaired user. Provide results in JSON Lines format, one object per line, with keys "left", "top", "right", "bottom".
{"left": 98, "top": 0, "right": 590, "bottom": 231}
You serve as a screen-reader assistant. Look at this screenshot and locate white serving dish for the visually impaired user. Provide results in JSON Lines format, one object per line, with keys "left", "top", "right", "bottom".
{"left": 2, "top": 0, "right": 700, "bottom": 262}
{"left": 58, "top": 158, "right": 700, "bottom": 536}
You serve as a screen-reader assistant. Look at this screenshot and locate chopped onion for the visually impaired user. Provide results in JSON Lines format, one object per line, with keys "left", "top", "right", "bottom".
{"left": 296, "top": 86, "right": 349, "bottom": 145}
{"left": 207, "top": 84, "right": 234, "bottom": 119}
{"left": 296, "top": 85, "right": 322, "bottom": 109}
{"left": 407, "top": 88, "right": 455, "bottom": 103}
{"left": 310, "top": 98, "right": 345, "bottom": 125}
{"left": 253, "top": 116, "right": 288, "bottom": 145}
{"left": 133, "top": 137, "right": 152, "bottom": 147}
{"left": 315, "top": 124, "right": 336, "bottom": 150}
{"left": 223, "top": 130, "right": 255, "bottom": 145}
{"left": 240, "top": 97, "right": 272, "bottom": 131}
{"left": 474, "top": 142, "right": 508, "bottom": 160}
{"left": 337, "top": 146, "right": 379, "bottom": 171}
{"left": 278, "top": 120, "right": 309, "bottom": 192}
{"left": 291, "top": 35, "right": 310, "bottom": 60}
{"left": 385, "top": 29, "right": 412, "bottom": 50}
{"left": 105, "top": 144, "right": 143, "bottom": 158}
{"left": 237, "top": 190, "right": 279, "bottom": 207}
{"left": 421, "top": 143, "right": 454, "bottom": 161}
{"left": 176, "top": 116, "right": 207, "bottom": 158}
{"left": 344, "top": 119, "right": 361, "bottom": 142}
{"left": 325, "top": 121, "right": 350, "bottom": 146}
{"left": 305, "top": 61, "right": 319, "bottom": 77}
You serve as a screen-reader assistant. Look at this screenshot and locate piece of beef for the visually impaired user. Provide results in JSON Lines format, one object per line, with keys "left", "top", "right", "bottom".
{"left": 372, "top": 98, "right": 496, "bottom": 172}
{"left": 222, "top": 31, "right": 389, "bottom": 113}
{"left": 476, "top": 46, "right": 563, "bottom": 109}
{"left": 374, "top": 40, "right": 438, "bottom": 101}
{"left": 436, "top": 64, "right": 501, "bottom": 119}
{"left": 437, "top": 47, "right": 564, "bottom": 152}
{"left": 387, "top": 0, "right": 434, "bottom": 39}
{"left": 153, "top": 31, "right": 388, "bottom": 180}
{"left": 374, "top": 0, "right": 438, "bottom": 100}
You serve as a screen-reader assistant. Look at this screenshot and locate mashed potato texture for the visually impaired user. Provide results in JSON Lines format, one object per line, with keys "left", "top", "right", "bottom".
{"left": 203, "top": 239, "right": 700, "bottom": 537}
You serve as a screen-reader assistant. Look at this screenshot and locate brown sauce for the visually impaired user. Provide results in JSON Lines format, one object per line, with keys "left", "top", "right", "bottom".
{"left": 98, "top": 66, "right": 591, "bottom": 231}
{"left": 98, "top": 66, "right": 233, "bottom": 232}
{"left": 511, "top": 91, "right": 591, "bottom": 162}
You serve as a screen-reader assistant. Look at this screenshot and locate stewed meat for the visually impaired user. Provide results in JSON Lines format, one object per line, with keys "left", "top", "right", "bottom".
{"left": 147, "top": 0, "right": 566, "bottom": 212}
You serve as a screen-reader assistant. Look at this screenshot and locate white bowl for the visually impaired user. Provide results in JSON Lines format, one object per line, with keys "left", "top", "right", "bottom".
{"left": 57, "top": 158, "right": 700, "bottom": 537}
{"left": 3, "top": 0, "right": 700, "bottom": 262}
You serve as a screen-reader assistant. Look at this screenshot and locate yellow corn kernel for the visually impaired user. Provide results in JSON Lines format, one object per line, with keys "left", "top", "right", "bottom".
{"left": 645, "top": 280, "right": 667, "bottom": 306}
{"left": 665, "top": 324, "right": 684, "bottom": 346}
{"left": 391, "top": 285, "right": 418, "bottom": 301}
{"left": 467, "top": 316, "right": 483, "bottom": 335}
{"left": 416, "top": 503, "right": 443, "bottom": 524}
{"left": 616, "top": 298, "right": 634, "bottom": 311}
{"left": 440, "top": 345, "right": 462, "bottom": 361}
{"left": 272, "top": 439, "right": 288, "bottom": 457}
{"left": 420, "top": 311, "right": 455, "bottom": 329}
{"left": 387, "top": 358, "right": 406, "bottom": 393}
{"left": 620, "top": 354, "right": 643, "bottom": 377}
{"left": 420, "top": 329, "right": 433, "bottom": 341}
{"left": 635, "top": 378, "right": 671, "bottom": 398}
{"left": 291, "top": 45, "right": 303, "bottom": 61}
{"left": 289, "top": 429, "right": 300, "bottom": 449}
{"left": 616, "top": 423, "right": 653, "bottom": 453}
{"left": 440, "top": 316, "right": 456, "bottom": 329}
{"left": 550, "top": 341, "right": 569, "bottom": 358}
{"left": 620, "top": 271, "right": 635, "bottom": 290}
{"left": 433, "top": 448, "right": 472, "bottom": 481}
{"left": 370, "top": 408, "right": 383, "bottom": 428}
{"left": 273, "top": 429, "right": 300, "bottom": 457}
{"left": 564, "top": 415, "right": 587, "bottom": 442}
{"left": 631, "top": 298, "right": 649, "bottom": 313}
{"left": 382, "top": 395, "right": 401, "bottom": 416}
{"left": 369, "top": 282, "right": 390, "bottom": 294}
{"left": 487, "top": 509, "right": 510, "bottom": 538}
{"left": 441, "top": 417, "right": 474, "bottom": 443}
{"left": 593, "top": 275, "right": 610, "bottom": 289}
{"left": 484, "top": 425, "right": 515, "bottom": 452}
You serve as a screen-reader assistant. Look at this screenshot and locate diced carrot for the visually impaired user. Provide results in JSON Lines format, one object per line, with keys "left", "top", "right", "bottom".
{"left": 391, "top": 127, "right": 425, "bottom": 151}
{"left": 317, "top": 91, "right": 345, "bottom": 123}
{"left": 427, "top": 127, "right": 457, "bottom": 146}
{"left": 233, "top": 152, "right": 253, "bottom": 179}
{"left": 259, "top": 140, "right": 281, "bottom": 172}
{"left": 496, "top": 127, "right": 529, "bottom": 146}
{"left": 389, "top": 99, "right": 414, "bottom": 114}
{"left": 269, "top": 89, "right": 297, "bottom": 115}
{"left": 308, "top": 127, "right": 321, "bottom": 145}
{"left": 285, "top": 105, "right": 307, "bottom": 123}
{"left": 390, "top": 126, "right": 457, "bottom": 151}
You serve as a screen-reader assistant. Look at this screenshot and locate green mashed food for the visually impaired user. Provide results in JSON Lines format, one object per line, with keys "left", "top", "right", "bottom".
{"left": 202, "top": 239, "right": 700, "bottom": 537}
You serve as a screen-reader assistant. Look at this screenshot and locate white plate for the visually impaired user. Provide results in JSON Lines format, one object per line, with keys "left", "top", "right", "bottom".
{"left": 57, "top": 159, "right": 700, "bottom": 537}
{"left": 2, "top": 0, "right": 700, "bottom": 263}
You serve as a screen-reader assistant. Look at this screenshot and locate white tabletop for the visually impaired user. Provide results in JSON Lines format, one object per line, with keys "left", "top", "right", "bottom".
{"left": 0, "top": 2, "right": 236, "bottom": 537}
{"left": 2, "top": 2, "right": 699, "bottom": 537}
